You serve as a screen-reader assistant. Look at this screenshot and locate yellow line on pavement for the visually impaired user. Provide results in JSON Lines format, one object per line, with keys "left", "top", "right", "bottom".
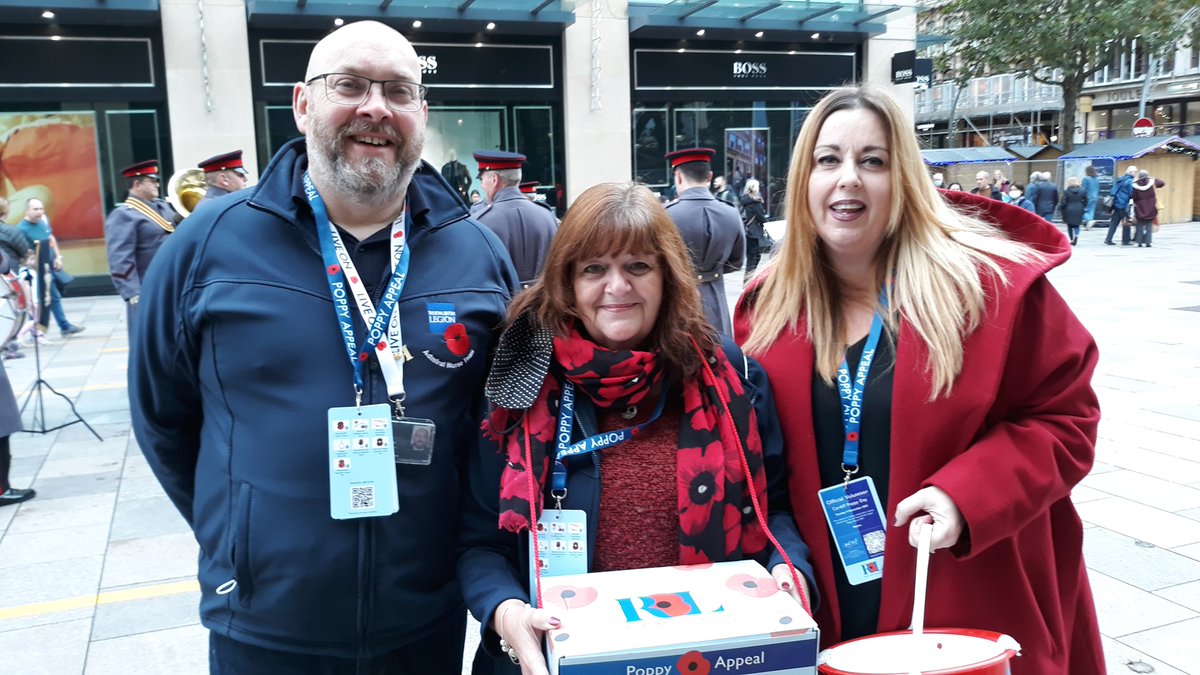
{"left": 0, "top": 579, "right": 200, "bottom": 621}
{"left": 99, "top": 347, "right": 129, "bottom": 353}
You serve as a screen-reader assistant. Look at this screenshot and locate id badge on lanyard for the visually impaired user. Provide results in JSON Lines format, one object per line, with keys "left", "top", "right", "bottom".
{"left": 819, "top": 296, "right": 887, "bottom": 584}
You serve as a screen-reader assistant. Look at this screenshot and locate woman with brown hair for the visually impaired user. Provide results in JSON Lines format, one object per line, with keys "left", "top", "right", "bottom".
{"left": 458, "top": 181, "right": 814, "bottom": 675}
{"left": 736, "top": 84, "right": 1103, "bottom": 673}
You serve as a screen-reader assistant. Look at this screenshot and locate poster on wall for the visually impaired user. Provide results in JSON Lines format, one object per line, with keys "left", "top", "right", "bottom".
{"left": 0, "top": 112, "right": 105, "bottom": 240}
{"left": 724, "top": 128, "right": 769, "bottom": 212}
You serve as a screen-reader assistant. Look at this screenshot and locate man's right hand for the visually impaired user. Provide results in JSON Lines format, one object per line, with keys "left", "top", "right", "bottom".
{"left": 128, "top": 295, "right": 140, "bottom": 305}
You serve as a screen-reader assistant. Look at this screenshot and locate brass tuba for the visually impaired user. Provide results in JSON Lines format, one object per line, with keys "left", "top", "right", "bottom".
{"left": 167, "top": 168, "right": 206, "bottom": 218}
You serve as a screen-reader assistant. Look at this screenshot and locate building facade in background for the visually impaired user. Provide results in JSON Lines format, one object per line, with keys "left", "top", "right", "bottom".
{"left": 0, "top": 0, "right": 917, "bottom": 288}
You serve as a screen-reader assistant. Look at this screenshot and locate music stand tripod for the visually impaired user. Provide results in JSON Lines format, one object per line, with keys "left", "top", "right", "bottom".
{"left": 17, "top": 259, "right": 102, "bottom": 441}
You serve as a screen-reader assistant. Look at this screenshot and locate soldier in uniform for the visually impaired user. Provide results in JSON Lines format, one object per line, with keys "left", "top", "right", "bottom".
{"left": 519, "top": 181, "right": 558, "bottom": 217}
{"left": 195, "top": 149, "right": 249, "bottom": 207}
{"left": 472, "top": 150, "right": 557, "bottom": 290}
{"left": 663, "top": 147, "right": 745, "bottom": 337}
{"left": 104, "top": 159, "right": 177, "bottom": 329}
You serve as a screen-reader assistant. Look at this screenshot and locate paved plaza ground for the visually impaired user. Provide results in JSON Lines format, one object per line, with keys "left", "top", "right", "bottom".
{"left": 1, "top": 222, "right": 1199, "bottom": 674}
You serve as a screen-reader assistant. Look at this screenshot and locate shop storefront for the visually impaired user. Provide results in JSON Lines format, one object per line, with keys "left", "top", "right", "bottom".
{"left": 1083, "top": 78, "right": 1200, "bottom": 142}
{"left": 251, "top": 32, "right": 567, "bottom": 212}
{"left": 0, "top": 20, "right": 172, "bottom": 286}
{"left": 630, "top": 42, "right": 858, "bottom": 217}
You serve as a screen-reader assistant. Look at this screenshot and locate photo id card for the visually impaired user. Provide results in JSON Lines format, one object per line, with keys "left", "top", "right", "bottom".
{"left": 818, "top": 476, "right": 886, "bottom": 585}
{"left": 527, "top": 509, "right": 588, "bottom": 599}
{"left": 328, "top": 404, "right": 399, "bottom": 520}
{"left": 392, "top": 417, "right": 436, "bottom": 465}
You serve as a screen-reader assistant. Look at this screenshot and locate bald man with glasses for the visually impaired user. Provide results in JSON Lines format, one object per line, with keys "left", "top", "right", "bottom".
{"left": 129, "top": 20, "right": 517, "bottom": 673}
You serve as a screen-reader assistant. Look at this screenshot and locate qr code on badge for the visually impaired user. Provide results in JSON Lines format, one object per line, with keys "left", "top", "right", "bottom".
{"left": 863, "top": 530, "right": 886, "bottom": 555}
{"left": 350, "top": 485, "right": 375, "bottom": 511}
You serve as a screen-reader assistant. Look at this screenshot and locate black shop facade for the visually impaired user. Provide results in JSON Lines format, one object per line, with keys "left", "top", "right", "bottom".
{"left": 630, "top": 42, "right": 859, "bottom": 217}
{"left": 251, "top": 33, "right": 566, "bottom": 212}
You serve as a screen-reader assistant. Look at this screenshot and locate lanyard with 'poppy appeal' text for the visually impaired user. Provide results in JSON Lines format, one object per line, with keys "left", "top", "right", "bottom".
{"left": 817, "top": 291, "right": 890, "bottom": 585}
{"left": 550, "top": 381, "right": 668, "bottom": 498}
{"left": 836, "top": 292, "right": 888, "bottom": 487}
{"left": 304, "top": 172, "right": 411, "bottom": 411}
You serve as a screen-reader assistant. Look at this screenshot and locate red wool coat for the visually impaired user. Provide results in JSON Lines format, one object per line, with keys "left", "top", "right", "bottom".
{"left": 734, "top": 192, "right": 1104, "bottom": 674}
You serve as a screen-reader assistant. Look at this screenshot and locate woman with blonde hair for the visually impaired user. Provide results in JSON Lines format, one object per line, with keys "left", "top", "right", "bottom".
{"left": 740, "top": 177, "right": 769, "bottom": 278}
{"left": 734, "top": 84, "right": 1103, "bottom": 674}
{"left": 459, "top": 181, "right": 815, "bottom": 674}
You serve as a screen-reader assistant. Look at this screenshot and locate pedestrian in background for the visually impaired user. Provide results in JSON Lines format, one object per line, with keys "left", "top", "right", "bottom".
{"left": 736, "top": 84, "right": 1104, "bottom": 673}
{"left": 17, "top": 198, "right": 85, "bottom": 339}
{"left": 970, "top": 170, "right": 1001, "bottom": 200}
{"left": 1032, "top": 171, "right": 1059, "bottom": 222}
{"left": 1006, "top": 184, "right": 1035, "bottom": 213}
{"left": 740, "top": 178, "right": 768, "bottom": 280}
{"left": 663, "top": 147, "right": 745, "bottom": 337}
{"left": 1104, "top": 165, "right": 1137, "bottom": 246}
{"left": 1061, "top": 176, "right": 1088, "bottom": 246}
{"left": 992, "top": 169, "right": 1010, "bottom": 197}
{"left": 0, "top": 248, "right": 33, "bottom": 506}
{"left": 1081, "top": 165, "right": 1100, "bottom": 230}
{"left": 712, "top": 174, "right": 738, "bottom": 210}
{"left": 1130, "top": 170, "right": 1165, "bottom": 248}
{"left": 473, "top": 150, "right": 558, "bottom": 290}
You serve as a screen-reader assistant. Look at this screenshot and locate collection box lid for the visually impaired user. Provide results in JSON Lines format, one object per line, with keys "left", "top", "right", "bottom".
{"left": 542, "top": 560, "right": 817, "bottom": 662}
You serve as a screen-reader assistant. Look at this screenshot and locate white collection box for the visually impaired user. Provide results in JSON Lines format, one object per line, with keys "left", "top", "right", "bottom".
{"left": 540, "top": 559, "right": 818, "bottom": 675}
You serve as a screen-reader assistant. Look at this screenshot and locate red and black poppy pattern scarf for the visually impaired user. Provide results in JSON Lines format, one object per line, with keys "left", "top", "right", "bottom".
{"left": 483, "top": 325, "right": 768, "bottom": 563}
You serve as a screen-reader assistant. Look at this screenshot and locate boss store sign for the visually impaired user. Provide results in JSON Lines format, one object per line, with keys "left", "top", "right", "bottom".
{"left": 260, "top": 40, "right": 554, "bottom": 90}
{"left": 891, "top": 50, "right": 932, "bottom": 87}
{"left": 634, "top": 48, "right": 856, "bottom": 91}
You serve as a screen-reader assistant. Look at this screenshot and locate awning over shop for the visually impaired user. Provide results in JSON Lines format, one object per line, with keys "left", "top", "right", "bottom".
{"left": 0, "top": 0, "right": 160, "bottom": 26}
{"left": 628, "top": 0, "right": 918, "bottom": 40}
{"left": 245, "top": 0, "right": 576, "bottom": 33}
{"left": 1059, "top": 136, "right": 1200, "bottom": 160}
{"left": 1005, "top": 145, "right": 1061, "bottom": 160}
{"left": 921, "top": 147, "right": 1014, "bottom": 166}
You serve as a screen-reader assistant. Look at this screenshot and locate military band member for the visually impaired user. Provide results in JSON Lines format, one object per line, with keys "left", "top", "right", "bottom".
{"left": 104, "top": 159, "right": 176, "bottom": 328}
{"left": 195, "top": 149, "right": 249, "bottom": 208}
{"left": 663, "top": 147, "right": 745, "bottom": 337}
{"left": 472, "top": 150, "right": 557, "bottom": 290}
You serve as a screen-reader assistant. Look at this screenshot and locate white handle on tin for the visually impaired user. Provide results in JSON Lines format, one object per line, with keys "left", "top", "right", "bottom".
{"left": 912, "top": 521, "right": 933, "bottom": 637}
{"left": 907, "top": 522, "right": 933, "bottom": 675}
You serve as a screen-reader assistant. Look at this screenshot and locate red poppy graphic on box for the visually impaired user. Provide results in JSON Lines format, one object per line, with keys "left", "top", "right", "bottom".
{"left": 676, "top": 650, "right": 712, "bottom": 675}
{"left": 725, "top": 572, "right": 778, "bottom": 598}
{"left": 544, "top": 584, "right": 598, "bottom": 610}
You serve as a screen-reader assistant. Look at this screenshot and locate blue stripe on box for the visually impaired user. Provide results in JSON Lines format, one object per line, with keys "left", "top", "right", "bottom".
{"left": 557, "top": 637, "right": 817, "bottom": 674}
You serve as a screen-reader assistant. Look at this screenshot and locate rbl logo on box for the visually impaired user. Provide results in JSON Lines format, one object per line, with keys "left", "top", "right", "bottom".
{"left": 616, "top": 592, "right": 722, "bottom": 621}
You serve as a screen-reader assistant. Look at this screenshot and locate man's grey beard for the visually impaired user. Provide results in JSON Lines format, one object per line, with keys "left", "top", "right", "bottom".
{"left": 307, "top": 117, "right": 424, "bottom": 206}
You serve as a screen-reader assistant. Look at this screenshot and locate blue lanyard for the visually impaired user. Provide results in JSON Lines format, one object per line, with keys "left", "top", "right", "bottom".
{"left": 550, "top": 381, "right": 668, "bottom": 493}
{"left": 836, "top": 294, "right": 887, "bottom": 484}
{"left": 304, "top": 172, "right": 411, "bottom": 399}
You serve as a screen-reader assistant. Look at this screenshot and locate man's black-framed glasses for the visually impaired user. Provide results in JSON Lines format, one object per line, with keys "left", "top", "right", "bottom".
{"left": 306, "top": 72, "right": 428, "bottom": 112}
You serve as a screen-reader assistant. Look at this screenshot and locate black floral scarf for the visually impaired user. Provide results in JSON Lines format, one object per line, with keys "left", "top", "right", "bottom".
{"left": 483, "top": 324, "right": 768, "bottom": 563}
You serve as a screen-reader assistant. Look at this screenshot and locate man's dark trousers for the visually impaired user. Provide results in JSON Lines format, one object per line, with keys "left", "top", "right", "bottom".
{"left": 1105, "top": 207, "right": 1132, "bottom": 245}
